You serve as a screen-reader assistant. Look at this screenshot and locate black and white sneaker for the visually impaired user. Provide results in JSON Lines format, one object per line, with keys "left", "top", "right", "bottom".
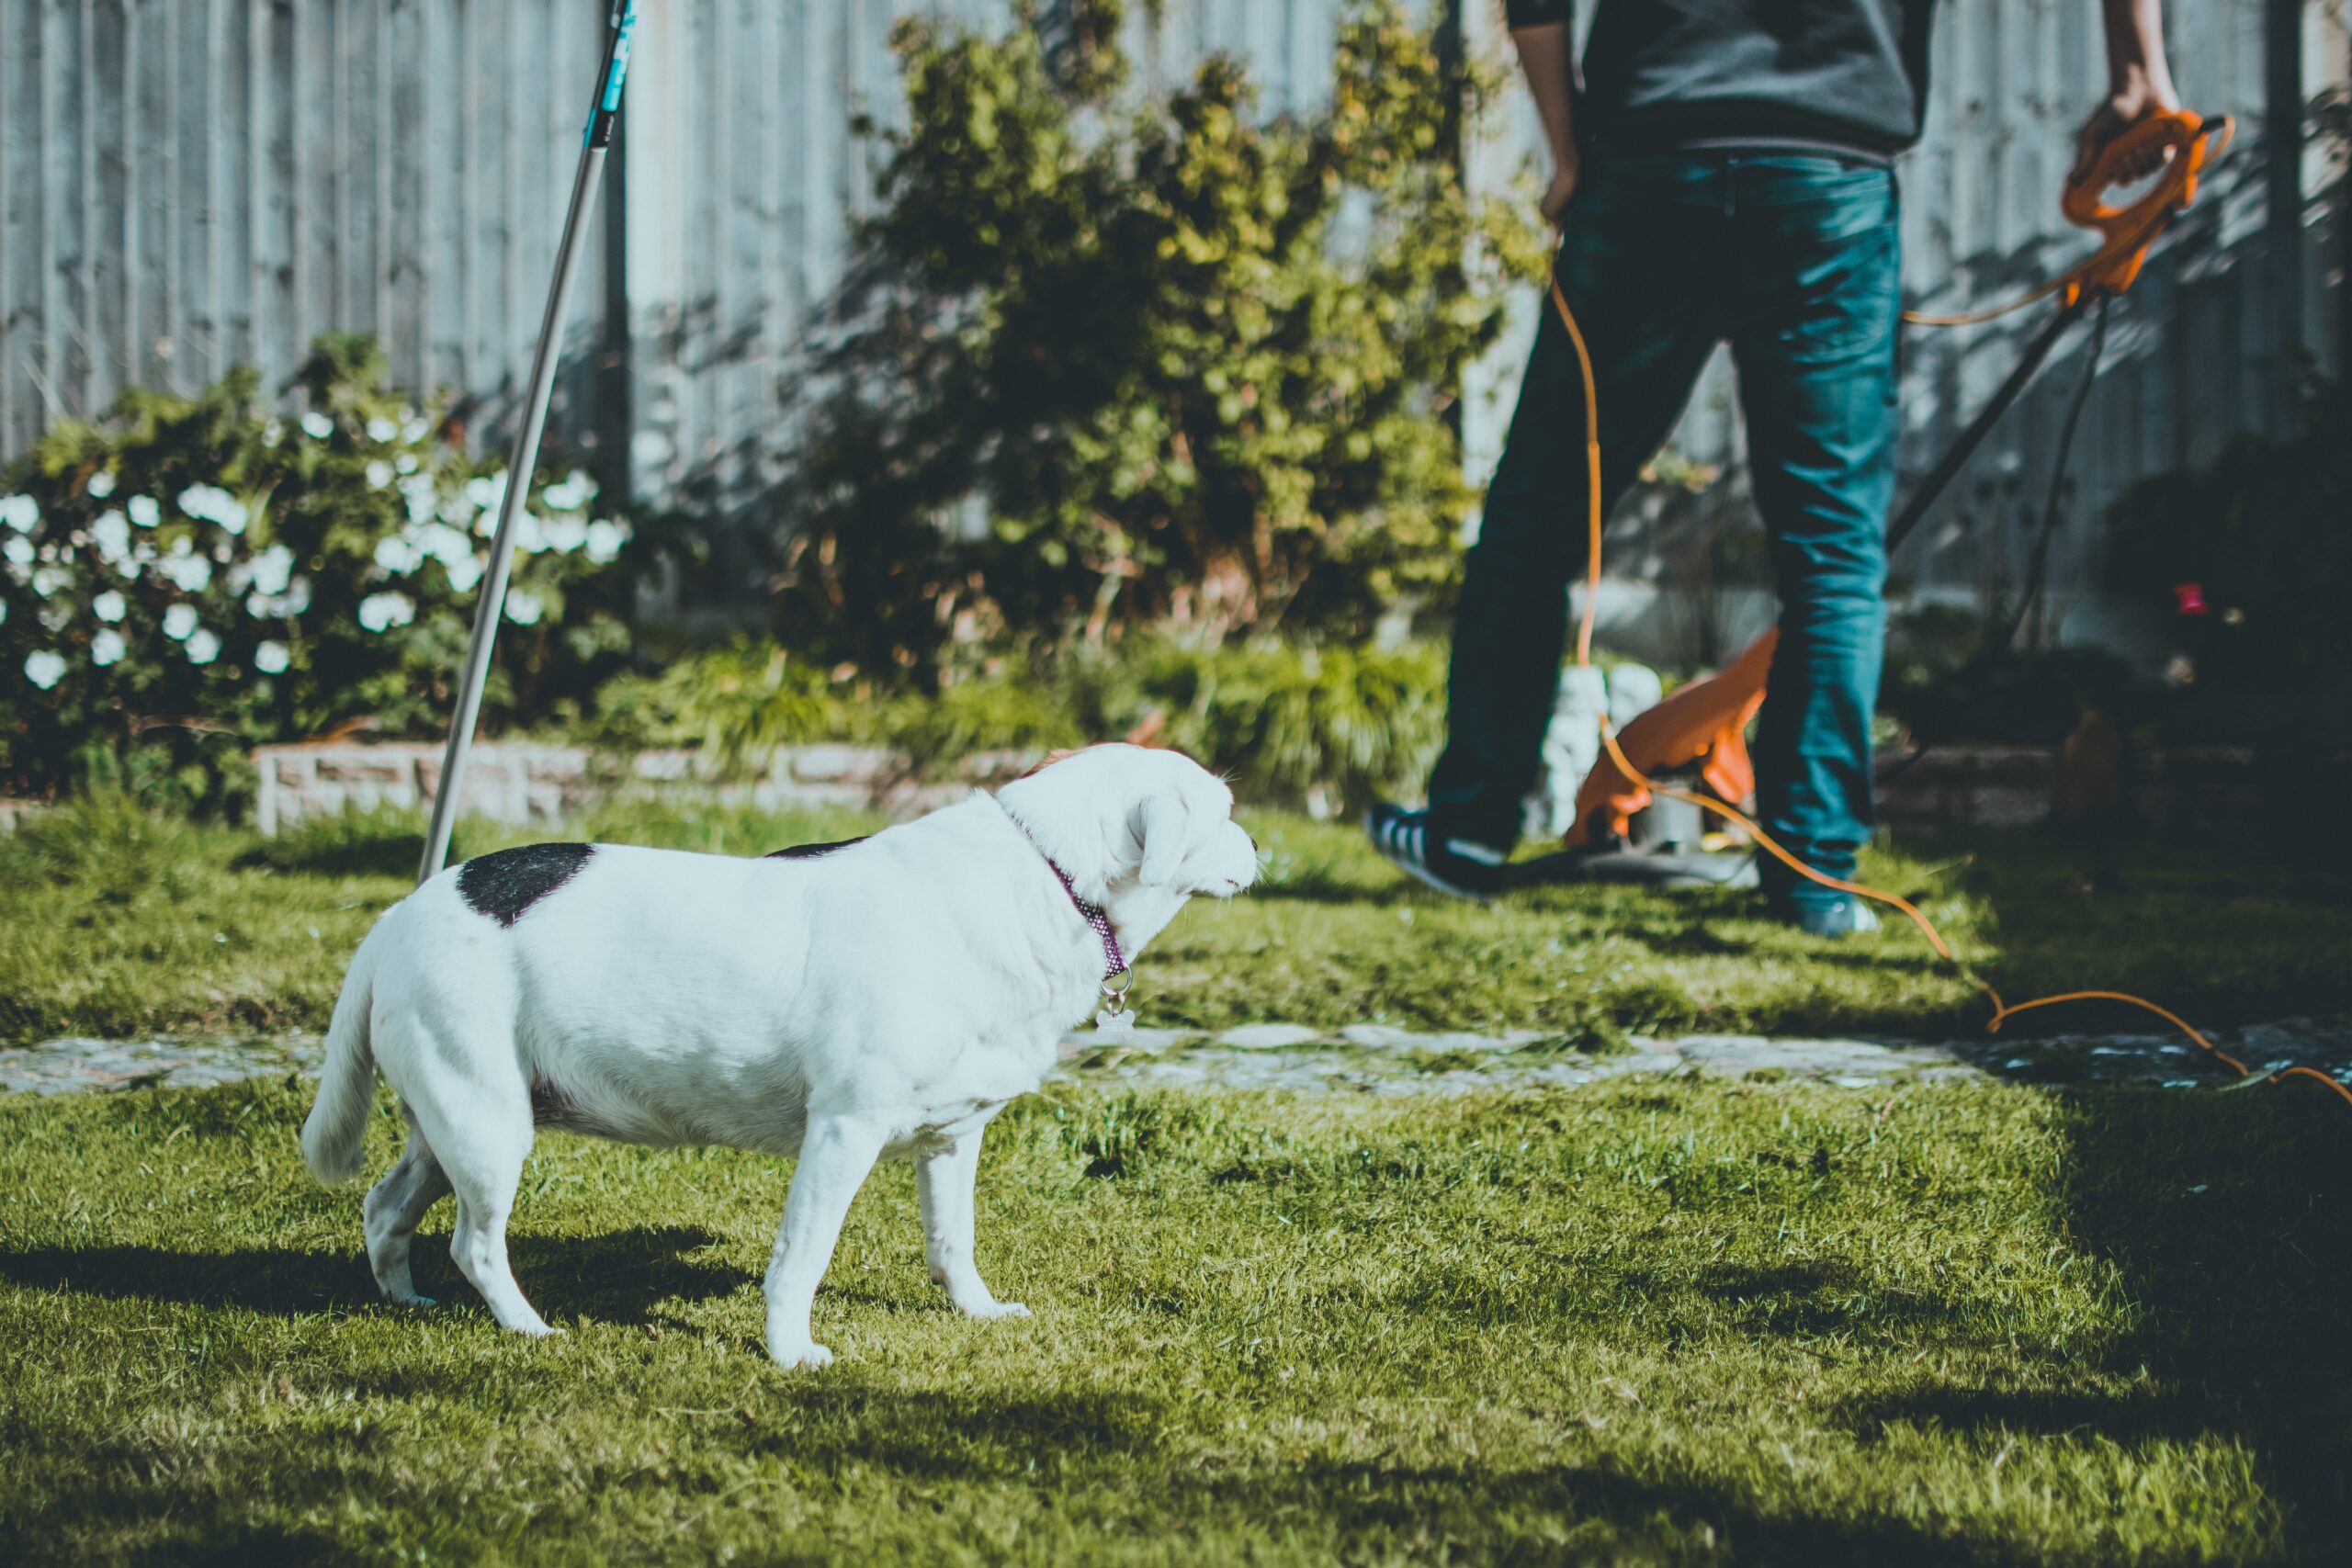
{"left": 1363, "top": 804, "right": 1509, "bottom": 899}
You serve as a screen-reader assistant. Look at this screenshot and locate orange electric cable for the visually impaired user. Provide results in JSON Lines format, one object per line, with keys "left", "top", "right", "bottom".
{"left": 1542, "top": 256, "right": 2352, "bottom": 1111}
{"left": 1901, "top": 115, "right": 2233, "bottom": 327}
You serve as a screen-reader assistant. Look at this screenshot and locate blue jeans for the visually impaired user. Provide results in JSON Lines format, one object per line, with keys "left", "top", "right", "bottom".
{"left": 1426, "top": 152, "right": 1902, "bottom": 907}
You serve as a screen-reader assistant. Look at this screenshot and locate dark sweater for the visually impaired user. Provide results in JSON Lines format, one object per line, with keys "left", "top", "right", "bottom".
{"left": 1503, "top": 1, "right": 1937, "bottom": 161}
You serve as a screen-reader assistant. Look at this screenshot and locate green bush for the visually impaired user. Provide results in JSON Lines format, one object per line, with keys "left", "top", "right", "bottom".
{"left": 2103, "top": 384, "right": 2352, "bottom": 744}
{"left": 580, "top": 641, "right": 853, "bottom": 780}
{"left": 0, "top": 336, "right": 640, "bottom": 811}
{"left": 776, "top": 0, "right": 1542, "bottom": 673}
{"left": 582, "top": 634, "right": 1447, "bottom": 811}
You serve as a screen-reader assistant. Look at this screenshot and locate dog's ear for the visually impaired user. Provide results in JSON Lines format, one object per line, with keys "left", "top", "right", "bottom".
{"left": 1132, "top": 789, "right": 1192, "bottom": 888}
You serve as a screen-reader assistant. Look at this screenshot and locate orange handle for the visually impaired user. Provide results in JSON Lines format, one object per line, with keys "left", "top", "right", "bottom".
{"left": 2063, "top": 108, "right": 2206, "bottom": 227}
{"left": 2059, "top": 110, "right": 2222, "bottom": 303}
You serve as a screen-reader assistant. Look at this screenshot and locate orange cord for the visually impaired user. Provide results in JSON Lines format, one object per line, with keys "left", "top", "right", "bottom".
{"left": 1900, "top": 115, "right": 2232, "bottom": 327}
{"left": 1543, "top": 250, "right": 2350, "bottom": 1111}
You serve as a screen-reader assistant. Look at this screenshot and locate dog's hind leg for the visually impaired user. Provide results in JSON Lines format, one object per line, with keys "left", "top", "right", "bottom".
{"left": 363, "top": 1109, "right": 451, "bottom": 1306}
{"left": 917, "top": 1124, "right": 1028, "bottom": 1321}
{"left": 399, "top": 1055, "right": 554, "bottom": 1337}
{"left": 764, "top": 1113, "right": 888, "bottom": 1369}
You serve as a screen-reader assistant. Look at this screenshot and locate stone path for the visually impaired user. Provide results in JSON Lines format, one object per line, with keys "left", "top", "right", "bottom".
{"left": 6, "top": 1017, "right": 2349, "bottom": 1101}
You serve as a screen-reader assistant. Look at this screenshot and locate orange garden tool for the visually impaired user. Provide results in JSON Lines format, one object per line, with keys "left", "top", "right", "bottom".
{"left": 1548, "top": 112, "right": 2232, "bottom": 873}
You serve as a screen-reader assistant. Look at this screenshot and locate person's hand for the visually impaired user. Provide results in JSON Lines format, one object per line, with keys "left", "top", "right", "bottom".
{"left": 2071, "top": 73, "right": 2183, "bottom": 188}
{"left": 1540, "top": 149, "right": 1581, "bottom": 229}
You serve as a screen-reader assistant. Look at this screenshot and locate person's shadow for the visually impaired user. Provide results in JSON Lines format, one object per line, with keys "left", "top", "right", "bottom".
{"left": 0, "top": 1224, "right": 741, "bottom": 1326}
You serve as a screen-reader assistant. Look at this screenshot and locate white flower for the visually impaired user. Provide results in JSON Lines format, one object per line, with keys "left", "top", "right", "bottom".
{"left": 250, "top": 543, "right": 297, "bottom": 596}
{"left": 543, "top": 471, "right": 595, "bottom": 512}
{"left": 160, "top": 551, "right": 213, "bottom": 593}
{"left": 464, "top": 472, "right": 510, "bottom": 513}
{"left": 163, "top": 603, "right": 199, "bottom": 640}
{"left": 443, "top": 553, "right": 483, "bottom": 593}
{"left": 402, "top": 416, "right": 432, "bottom": 444}
{"left": 366, "top": 459, "right": 394, "bottom": 491}
{"left": 185, "top": 627, "right": 221, "bottom": 665}
{"left": 24, "top": 650, "right": 65, "bottom": 690}
{"left": 367, "top": 416, "right": 399, "bottom": 443}
{"left": 254, "top": 639, "right": 290, "bottom": 674}
{"left": 301, "top": 411, "right": 335, "bottom": 440}
{"left": 540, "top": 514, "right": 589, "bottom": 554}
{"left": 246, "top": 577, "right": 312, "bottom": 620}
{"left": 92, "top": 590, "right": 126, "bottom": 623}
{"left": 4, "top": 534, "right": 33, "bottom": 568}
{"left": 262, "top": 419, "right": 285, "bottom": 446}
{"left": 91, "top": 510, "right": 131, "bottom": 561}
{"left": 357, "top": 592, "right": 416, "bottom": 633}
{"left": 128, "top": 494, "right": 161, "bottom": 527}
{"left": 503, "top": 589, "right": 544, "bottom": 626}
{"left": 85, "top": 470, "right": 116, "bottom": 499}
{"left": 395, "top": 453, "right": 419, "bottom": 476}
{"left": 0, "top": 494, "right": 37, "bottom": 532}
{"left": 177, "top": 483, "right": 250, "bottom": 536}
{"left": 30, "top": 565, "right": 67, "bottom": 600}
{"left": 90, "top": 628, "right": 127, "bottom": 667}
{"left": 401, "top": 473, "right": 438, "bottom": 525}
{"left": 419, "top": 523, "right": 474, "bottom": 565}
{"left": 584, "top": 519, "right": 629, "bottom": 564}
{"left": 512, "top": 512, "right": 548, "bottom": 554}
{"left": 373, "top": 535, "right": 424, "bottom": 575}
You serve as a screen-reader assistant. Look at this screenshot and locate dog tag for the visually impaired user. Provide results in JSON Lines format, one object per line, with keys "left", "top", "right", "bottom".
{"left": 1093, "top": 1004, "right": 1136, "bottom": 1041}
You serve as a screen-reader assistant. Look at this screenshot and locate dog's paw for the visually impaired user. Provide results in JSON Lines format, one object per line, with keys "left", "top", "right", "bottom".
{"left": 771, "top": 1340, "right": 835, "bottom": 1371}
{"left": 386, "top": 1292, "right": 436, "bottom": 1309}
{"left": 962, "top": 1299, "right": 1033, "bottom": 1321}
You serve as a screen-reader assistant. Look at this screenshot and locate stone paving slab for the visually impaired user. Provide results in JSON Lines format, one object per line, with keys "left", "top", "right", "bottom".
{"left": 8, "top": 1016, "right": 2349, "bottom": 1103}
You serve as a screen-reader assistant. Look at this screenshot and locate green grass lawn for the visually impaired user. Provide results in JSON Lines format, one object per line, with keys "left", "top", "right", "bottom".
{"left": 3, "top": 1075, "right": 2346, "bottom": 1562}
{"left": 2, "top": 793, "right": 2347, "bottom": 1047}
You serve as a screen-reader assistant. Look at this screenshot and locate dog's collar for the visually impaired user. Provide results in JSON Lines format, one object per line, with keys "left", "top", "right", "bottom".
{"left": 993, "top": 795, "right": 1130, "bottom": 987}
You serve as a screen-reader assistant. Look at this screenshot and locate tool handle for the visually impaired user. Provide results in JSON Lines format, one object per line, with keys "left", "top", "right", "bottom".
{"left": 2062, "top": 108, "right": 2206, "bottom": 231}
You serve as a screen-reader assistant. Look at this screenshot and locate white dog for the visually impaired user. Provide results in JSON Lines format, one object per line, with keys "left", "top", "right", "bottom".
{"left": 300, "top": 744, "right": 1258, "bottom": 1368}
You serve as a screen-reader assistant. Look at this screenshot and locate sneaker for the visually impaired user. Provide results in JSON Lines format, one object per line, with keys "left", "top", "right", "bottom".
{"left": 1363, "top": 804, "right": 1509, "bottom": 899}
{"left": 1771, "top": 894, "right": 1882, "bottom": 938}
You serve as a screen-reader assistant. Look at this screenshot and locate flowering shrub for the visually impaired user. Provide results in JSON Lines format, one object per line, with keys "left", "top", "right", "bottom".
{"left": 0, "top": 336, "right": 638, "bottom": 808}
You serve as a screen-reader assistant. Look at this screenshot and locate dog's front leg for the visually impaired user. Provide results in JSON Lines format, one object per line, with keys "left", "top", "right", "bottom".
{"left": 917, "top": 1126, "right": 1028, "bottom": 1321}
{"left": 764, "top": 1114, "right": 887, "bottom": 1369}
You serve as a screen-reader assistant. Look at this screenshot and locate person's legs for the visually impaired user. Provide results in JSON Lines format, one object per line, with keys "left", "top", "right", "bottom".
{"left": 1417, "top": 159, "right": 1723, "bottom": 859}
{"left": 1723, "top": 158, "right": 1903, "bottom": 913}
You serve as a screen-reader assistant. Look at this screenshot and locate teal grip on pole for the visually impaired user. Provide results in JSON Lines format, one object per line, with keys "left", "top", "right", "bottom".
{"left": 584, "top": 0, "right": 639, "bottom": 148}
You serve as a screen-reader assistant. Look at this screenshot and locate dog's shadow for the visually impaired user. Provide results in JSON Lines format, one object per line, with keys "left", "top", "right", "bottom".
{"left": 0, "top": 1224, "right": 740, "bottom": 1326}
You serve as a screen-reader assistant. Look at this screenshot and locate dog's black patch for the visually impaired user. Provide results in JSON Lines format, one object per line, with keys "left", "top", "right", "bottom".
{"left": 764, "top": 836, "right": 872, "bottom": 861}
{"left": 458, "top": 842, "right": 595, "bottom": 927}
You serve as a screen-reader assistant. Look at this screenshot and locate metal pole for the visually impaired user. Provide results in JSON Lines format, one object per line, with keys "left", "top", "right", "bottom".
{"left": 419, "top": 2, "right": 639, "bottom": 884}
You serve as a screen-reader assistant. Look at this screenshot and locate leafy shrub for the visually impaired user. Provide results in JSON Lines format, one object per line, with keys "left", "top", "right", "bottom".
{"left": 582, "top": 633, "right": 1447, "bottom": 810}
{"left": 0, "top": 336, "right": 639, "bottom": 810}
{"left": 1089, "top": 637, "right": 1447, "bottom": 807}
{"left": 1879, "top": 604, "right": 2151, "bottom": 746}
{"left": 2103, "top": 385, "right": 2352, "bottom": 744}
{"left": 776, "top": 0, "right": 1542, "bottom": 673}
{"left": 581, "top": 642, "right": 851, "bottom": 779}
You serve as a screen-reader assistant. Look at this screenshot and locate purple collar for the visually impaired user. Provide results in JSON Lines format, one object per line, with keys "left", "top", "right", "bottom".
{"left": 995, "top": 796, "right": 1128, "bottom": 982}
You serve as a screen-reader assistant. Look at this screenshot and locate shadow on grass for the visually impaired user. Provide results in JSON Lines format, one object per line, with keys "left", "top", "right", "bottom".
{"left": 0, "top": 1224, "right": 738, "bottom": 1326}
{"left": 1853, "top": 1089, "right": 2352, "bottom": 1561}
{"left": 711, "top": 1386, "right": 2013, "bottom": 1563}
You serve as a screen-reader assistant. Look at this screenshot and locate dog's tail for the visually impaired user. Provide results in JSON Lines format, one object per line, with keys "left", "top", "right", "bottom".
{"left": 301, "top": 925, "right": 384, "bottom": 1183}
